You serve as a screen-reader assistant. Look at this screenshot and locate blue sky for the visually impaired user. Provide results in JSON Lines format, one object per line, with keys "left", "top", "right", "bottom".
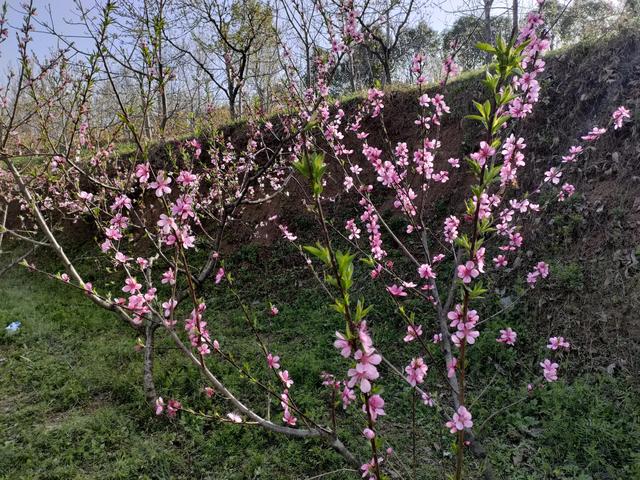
{"left": 0, "top": 0, "right": 538, "bottom": 73}
{"left": 1, "top": 0, "right": 92, "bottom": 72}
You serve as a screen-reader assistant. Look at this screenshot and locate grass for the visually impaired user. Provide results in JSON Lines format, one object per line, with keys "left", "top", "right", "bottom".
{"left": 0, "top": 256, "right": 352, "bottom": 480}
{"left": 1, "top": 239, "right": 639, "bottom": 480}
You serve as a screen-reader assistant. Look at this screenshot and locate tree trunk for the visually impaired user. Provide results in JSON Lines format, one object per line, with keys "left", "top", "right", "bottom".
{"left": 139, "top": 77, "right": 152, "bottom": 141}
{"left": 228, "top": 92, "right": 237, "bottom": 120}
{"left": 0, "top": 204, "right": 7, "bottom": 253}
{"left": 484, "top": 0, "right": 494, "bottom": 63}
{"left": 382, "top": 50, "right": 392, "bottom": 86}
{"left": 157, "top": 1, "right": 168, "bottom": 139}
{"left": 348, "top": 50, "right": 356, "bottom": 92}
{"left": 143, "top": 322, "right": 158, "bottom": 407}
{"left": 304, "top": 37, "right": 312, "bottom": 89}
{"left": 511, "top": 0, "right": 519, "bottom": 41}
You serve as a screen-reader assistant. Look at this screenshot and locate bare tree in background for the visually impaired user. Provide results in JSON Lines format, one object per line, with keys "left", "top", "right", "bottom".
{"left": 40, "top": 0, "right": 184, "bottom": 142}
{"left": 168, "top": 0, "right": 273, "bottom": 119}
{"left": 275, "top": 0, "right": 326, "bottom": 90}
{"left": 356, "top": 0, "right": 418, "bottom": 85}
{"left": 116, "top": 0, "right": 174, "bottom": 138}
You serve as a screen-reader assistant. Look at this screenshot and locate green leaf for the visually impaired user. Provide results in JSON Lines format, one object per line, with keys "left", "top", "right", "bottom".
{"left": 304, "top": 120, "right": 318, "bottom": 132}
{"left": 325, "top": 274, "right": 338, "bottom": 288}
{"left": 303, "top": 243, "right": 330, "bottom": 265}
{"left": 476, "top": 42, "right": 496, "bottom": 54}
{"left": 465, "top": 157, "right": 481, "bottom": 176}
{"left": 473, "top": 100, "right": 487, "bottom": 119}
{"left": 483, "top": 100, "right": 491, "bottom": 118}
{"left": 478, "top": 218, "right": 494, "bottom": 235}
{"left": 292, "top": 158, "right": 310, "bottom": 179}
{"left": 360, "top": 256, "right": 375, "bottom": 267}
{"left": 464, "top": 114, "right": 486, "bottom": 126}
{"left": 469, "top": 281, "right": 488, "bottom": 299}
{"left": 492, "top": 114, "right": 510, "bottom": 134}
{"left": 355, "top": 298, "right": 373, "bottom": 322}
{"left": 305, "top": 152, "right": 327, "bottom": 196}
{"left": 332, "top": 299, "right": 346, "bottom": 314}
{"left": 455, "top": 234, "right": 471, "bottom": 251}
{"left": 484, "top": 164, "right": 502, "bottom": 186}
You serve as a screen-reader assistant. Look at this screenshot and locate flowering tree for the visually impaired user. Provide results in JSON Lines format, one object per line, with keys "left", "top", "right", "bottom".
{"left": 0, "top": 0, "right": 633, "bottom": 479}
{"left": 273, "top": 3, "right": 631, "bottom": 478}
{"left": 1, "top": 0, "right": 367, "bottom": 469}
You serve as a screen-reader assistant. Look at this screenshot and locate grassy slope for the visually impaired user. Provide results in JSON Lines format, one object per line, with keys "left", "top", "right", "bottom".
{"left": 0, "top": 257, "right": 352, "bottom": 480}
{"left": 1, "top": 240, "right": 639, "bottom": 479}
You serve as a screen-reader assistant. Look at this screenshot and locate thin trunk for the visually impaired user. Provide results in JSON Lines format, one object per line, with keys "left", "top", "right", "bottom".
{"left": 304, "top": 30, "right": 312, "bottom": 89}
{"left": 139, "top": 76, "right": 152, "bottom": 140}
{"left": 385, "top": 1, "right": 390, "bottom": 48}
{"left": 143, "top": 322, "right": 158, "bottom": 406}
{"left": 305, "top": 48, "right": 312, "bottom": 89}
{"left": 511, "top": 0, "right": 519, "bottom": 40}
{"left": 382, "top": 50, "right": 392, "bottom": 85}
{"left": 348, "top": 50, "right": 356, "bottom": 92}
{"left": 484, "top": 0, "right": 494, "bottom": 63}
{"left": 228, "top": 91, "right": 237, "bottom": 119}
{"left": 158, "top": 74, "right": 168, "bottom": 137}
{"left": 0, "top": 204, "right": 8, "bottom": 253}
{"left": 0, "top": 244, "right": 39, "bottom": 277}
{"left": 2, "top": 157, "right": 136, "bottom": 325}
{"left": 157, "top": 51, "right": 168, "bottom": 137}
{"left": 157, "top": 1, "right": 168, "bottom": 138}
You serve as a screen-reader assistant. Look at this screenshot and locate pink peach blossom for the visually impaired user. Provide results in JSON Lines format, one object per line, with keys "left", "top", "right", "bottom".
{"left": 457, "top": 261, "right": 479, "bottom": 284}
{"left": 497, "top": 327, "right": 517, "bottom": 345}
{"left": 446, "top": 406, "right": 473, "bottom": 433}
{"left": 540, "top": 359, "right": 559, "bottom": 382}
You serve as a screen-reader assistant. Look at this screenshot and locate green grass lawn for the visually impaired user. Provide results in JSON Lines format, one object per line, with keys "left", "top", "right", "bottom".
{"left": 0, "top": 262, "right": 355, "bottom": 480}
{"left": 1, "top": 242, "right": 639, "bottom": 479}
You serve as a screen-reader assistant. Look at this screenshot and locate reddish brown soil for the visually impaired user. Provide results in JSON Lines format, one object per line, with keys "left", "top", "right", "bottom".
{"left": 6, "top": 30, "right": 640, "bottom": 373}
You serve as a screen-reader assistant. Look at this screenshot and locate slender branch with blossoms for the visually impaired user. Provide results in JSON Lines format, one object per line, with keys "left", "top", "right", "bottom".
{"left": 278, "top": 2, "right": 633, "bottom": 478}
{"left": 293, "top": 149, "right": 388, "bottom": 479}
{"left": 1, "top": 0, "right": 381, "bottom": 471}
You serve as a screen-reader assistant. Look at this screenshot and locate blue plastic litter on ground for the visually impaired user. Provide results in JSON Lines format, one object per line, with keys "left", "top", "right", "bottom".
{"left": 5, "top": 321, "right": 21, "bottom": 332}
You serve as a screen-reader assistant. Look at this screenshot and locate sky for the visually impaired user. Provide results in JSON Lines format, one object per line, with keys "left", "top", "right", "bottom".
{"left": 0, "top": 0, "right": 542, "bottom": 73}
{"left": 1, "top": 0, "right": 93, "bottom": 72}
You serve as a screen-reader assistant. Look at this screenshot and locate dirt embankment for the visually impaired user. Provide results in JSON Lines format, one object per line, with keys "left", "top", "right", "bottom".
{"left": 249, "top": 30, "right": 640, "bottom": 371}
{"left": 6, "top": 30, "right": 640, "bottom": 371}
